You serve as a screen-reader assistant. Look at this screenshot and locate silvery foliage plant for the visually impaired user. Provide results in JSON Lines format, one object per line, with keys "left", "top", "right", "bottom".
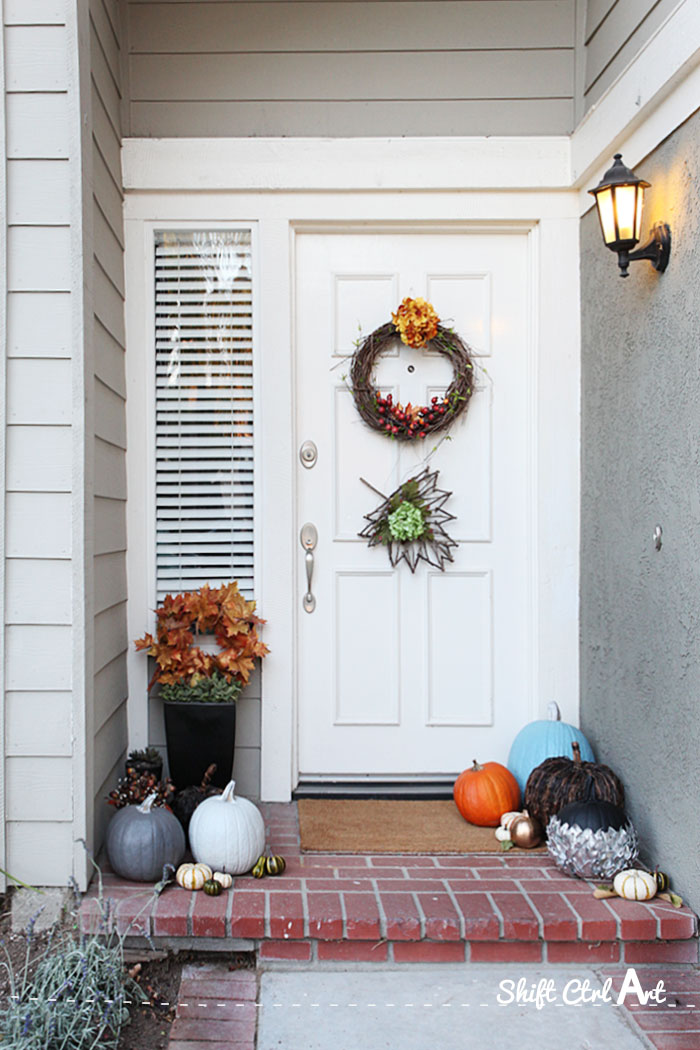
{"left": 0, "top": 856, "right": 169, "bottom": 1049}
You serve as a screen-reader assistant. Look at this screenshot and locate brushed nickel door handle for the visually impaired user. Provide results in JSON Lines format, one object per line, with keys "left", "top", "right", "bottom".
{"left": 300, "top": 523, "right": 318, "bottom": 613}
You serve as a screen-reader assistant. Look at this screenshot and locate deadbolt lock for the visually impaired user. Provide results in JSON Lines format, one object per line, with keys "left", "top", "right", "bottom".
{"left": 299, "top": 440, "right": 318, "bottom": 469}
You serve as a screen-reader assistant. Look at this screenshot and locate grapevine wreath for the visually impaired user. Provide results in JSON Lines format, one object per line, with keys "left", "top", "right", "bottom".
{"left": 350, "top": 297, "right": 475, "bottom": 440}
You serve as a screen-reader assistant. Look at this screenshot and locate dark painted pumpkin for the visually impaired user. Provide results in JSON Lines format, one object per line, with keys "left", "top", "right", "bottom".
{"left": 524, "top": 742, "right": 624, "bottom": 829}
{"left": 106, "top": 792, "right": 185, "bottom": 881}
{"left": 554, "top": 797, "right": 628, "bottom": 833}
{"left": 203, "top": 878, "right": 223, "bottom": 896}
{"left": 546, "top": 784, "right": 638, "bottom": 879}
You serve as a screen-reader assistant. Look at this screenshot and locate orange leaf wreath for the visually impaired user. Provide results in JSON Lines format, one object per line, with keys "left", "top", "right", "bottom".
{"left": 135, "top": 582, "right": 269, "bottom": 690}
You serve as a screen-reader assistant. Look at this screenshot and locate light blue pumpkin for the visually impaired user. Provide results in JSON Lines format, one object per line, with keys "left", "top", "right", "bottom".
{"left": 507, "top": 702, "right": 596, "bottom": 795}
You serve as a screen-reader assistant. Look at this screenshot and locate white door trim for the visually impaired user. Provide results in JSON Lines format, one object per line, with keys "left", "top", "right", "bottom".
{"left": 123, "top": 182, "right": 580, "bottom": 801}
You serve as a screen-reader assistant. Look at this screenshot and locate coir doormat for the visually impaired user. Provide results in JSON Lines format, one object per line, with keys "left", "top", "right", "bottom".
{"left": 297, "top": 799, "right": 545, "bottom": 854}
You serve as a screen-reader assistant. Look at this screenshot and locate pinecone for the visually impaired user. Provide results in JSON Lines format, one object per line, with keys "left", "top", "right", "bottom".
{"left": 106, "top": 769, "right": 176, "bottom": 809}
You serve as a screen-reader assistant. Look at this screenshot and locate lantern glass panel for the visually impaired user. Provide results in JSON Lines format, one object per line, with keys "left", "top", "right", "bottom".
{"left": 614, "top": 184, "right": 639, "bottom": 243}
{"left": 634, "top": 188, "right": 645, "bottom": 241}
{"left": 596, "top": 187, "right": 616, "bottom": 246}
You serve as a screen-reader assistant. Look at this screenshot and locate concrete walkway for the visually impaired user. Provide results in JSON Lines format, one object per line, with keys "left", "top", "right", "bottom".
{"left": 165, "top": 961, "right": 700, "bottom": 1050}
{"left": 257, "top": 967, "right": 652, "bottom": 1050}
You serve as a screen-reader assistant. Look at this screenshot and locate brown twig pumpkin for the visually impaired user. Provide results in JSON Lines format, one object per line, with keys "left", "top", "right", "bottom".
{"left": 171, "top": 763, "right": 222, "bottom": 839}
{"left": 524, "top": 742, "right": 624, "bottom": 830}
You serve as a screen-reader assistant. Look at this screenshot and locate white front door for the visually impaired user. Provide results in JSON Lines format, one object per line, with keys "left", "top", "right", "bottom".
{"left": 295, "top": 228, "right": 532, "bottom": 780}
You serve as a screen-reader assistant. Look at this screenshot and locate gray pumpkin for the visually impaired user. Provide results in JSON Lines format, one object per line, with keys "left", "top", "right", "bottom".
{"left": 106, "top": 792, "right": 185, "bottom": 881}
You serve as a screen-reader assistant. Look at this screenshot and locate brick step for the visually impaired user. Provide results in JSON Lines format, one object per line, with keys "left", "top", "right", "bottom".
{"left": 82, "top": 802, "right": 698, "bottom": 965}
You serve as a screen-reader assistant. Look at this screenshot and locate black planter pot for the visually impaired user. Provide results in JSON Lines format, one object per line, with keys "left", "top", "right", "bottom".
{"left": 163, "top": 701, "right": 236, "bottom": 790}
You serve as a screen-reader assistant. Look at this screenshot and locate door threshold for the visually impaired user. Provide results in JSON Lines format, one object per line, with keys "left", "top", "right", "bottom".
{"left": 293, "top": 778, "right": 456, "bottom": 800}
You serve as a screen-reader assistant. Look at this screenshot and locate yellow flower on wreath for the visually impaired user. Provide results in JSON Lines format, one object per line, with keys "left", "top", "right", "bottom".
{"left": 391, "top": 296, "right": 440, "bottom": 349}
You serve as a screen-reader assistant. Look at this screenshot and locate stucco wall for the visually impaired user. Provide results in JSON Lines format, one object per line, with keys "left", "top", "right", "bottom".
{"left": 580, "top": 109, "right": 700, "bottom": 912}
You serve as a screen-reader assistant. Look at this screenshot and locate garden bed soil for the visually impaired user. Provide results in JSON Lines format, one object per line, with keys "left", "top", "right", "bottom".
{"left": 0, "top": 894, "right": 53, "bottom": 1003}
{"left": 118, "top": 950, "right": 255, "bottom": 1050}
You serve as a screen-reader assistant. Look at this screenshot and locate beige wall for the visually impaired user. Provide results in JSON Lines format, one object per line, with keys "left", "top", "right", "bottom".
{"left": 2, "top": 0, "right": 79, "bottom": 886}
{"left": 89, "top": 0, "right": 129, "bottom": 854}
{"left": 124, "top": 0, "right": 577, "bottom": 137}
{"left": 583, "top": 0, "right": 685, "bottom": 112}
{"left": 0, "top": 0, "right": 128, "bottom": 887}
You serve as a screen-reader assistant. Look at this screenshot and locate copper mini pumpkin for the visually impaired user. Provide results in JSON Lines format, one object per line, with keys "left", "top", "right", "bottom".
{"left": 508, "top": 812, "right": 543, "bottom": 849}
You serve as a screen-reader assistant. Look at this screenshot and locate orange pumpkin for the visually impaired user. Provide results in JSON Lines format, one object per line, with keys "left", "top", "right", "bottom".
{"left": 453, "top": 760, "right": 521, "bottom": 827}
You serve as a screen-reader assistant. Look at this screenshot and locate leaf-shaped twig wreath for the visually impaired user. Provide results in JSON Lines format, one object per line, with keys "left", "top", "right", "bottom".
{"left": 359, "top": 468, "right": 458, "bottom": 572}
{"left": 350, "top": 297, "right": 475, "bottom": 441}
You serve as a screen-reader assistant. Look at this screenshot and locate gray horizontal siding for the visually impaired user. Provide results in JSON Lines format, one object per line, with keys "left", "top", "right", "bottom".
{"left": 129, "top": 1, "right": 575, "bottom": 51}
{"left": 89, "top": 0, "right": 128, "bottom": 858}
{"left": 583, "top": 0, "right": 684, "bottom": 111}
{"left": 126, "top": 0, "right": 577, "bottom": 136}
{"left": 2, "top": 4, "right": 76, "bottom": 886}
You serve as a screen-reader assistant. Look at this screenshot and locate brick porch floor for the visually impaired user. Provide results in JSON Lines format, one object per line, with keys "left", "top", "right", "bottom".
{"left": 82, "top": 802, "right": 699, "bottom": 965}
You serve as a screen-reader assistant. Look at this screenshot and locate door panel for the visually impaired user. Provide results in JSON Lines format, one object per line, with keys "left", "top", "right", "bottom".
{"left": 295, "top": 229, "right": 531, "bottom": 777}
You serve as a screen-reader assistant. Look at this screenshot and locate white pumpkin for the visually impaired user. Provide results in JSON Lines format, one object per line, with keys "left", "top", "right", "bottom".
{"left": 213, "top": 871, "right": 233, "bottom": 889}
{"left": 495, "top": 826, "right": 511, "bottom": 842}
{"left": 189, "top": 780, "right": 265, "bottom": 875}
{"left": 176, "top": 862, "right": 212, "bottom": 890}
{"left": 613, "top": 868, "right": 658, "bottom": 901}
{"left": 500, "top": 811, "right": 522, "bottom": 830}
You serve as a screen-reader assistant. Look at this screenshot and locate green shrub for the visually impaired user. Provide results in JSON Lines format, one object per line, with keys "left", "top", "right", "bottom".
{"left": 159, "top": 669, "right": 242, "bottom": 704}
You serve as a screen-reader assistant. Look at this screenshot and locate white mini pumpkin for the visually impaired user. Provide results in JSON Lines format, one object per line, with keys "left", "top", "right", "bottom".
{"left": 176, "top": 862, "right": 213, "bottom": 890}
{"left": 613, "top": 868, "right": 657, "bottom": 901}
{"left": 213, "top": 871, "right": 233, "bottom": 889}
{"left": 189, "top": 780, "right": 265, "bottom": 875}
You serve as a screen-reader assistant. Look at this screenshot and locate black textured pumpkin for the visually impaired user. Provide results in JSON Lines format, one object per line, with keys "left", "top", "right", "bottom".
{"left": 203, "top": 878, "right": 223, "bottom": 897}
{"left": 524, "top": 742, "right": 624, "bottom": 830}
{"left": 171, "top": 764, "right": 222, "bottom": 842}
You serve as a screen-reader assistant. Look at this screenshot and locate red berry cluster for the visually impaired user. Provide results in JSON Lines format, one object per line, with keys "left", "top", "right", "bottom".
{"left": 375, "top": 393, "right": 450, "bottom": 439}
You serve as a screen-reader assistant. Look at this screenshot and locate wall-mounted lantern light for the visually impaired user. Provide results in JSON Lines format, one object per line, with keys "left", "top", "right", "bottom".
{"left": 588, "top": 154, "right": 671, "bottom": 278}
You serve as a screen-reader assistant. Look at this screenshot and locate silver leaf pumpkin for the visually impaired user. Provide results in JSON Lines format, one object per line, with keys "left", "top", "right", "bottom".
{"left": 106, "top": 792, "right": 185, "bottom": 881}
{"left": 546, "top": 800, "right": 638, "bottom": 879}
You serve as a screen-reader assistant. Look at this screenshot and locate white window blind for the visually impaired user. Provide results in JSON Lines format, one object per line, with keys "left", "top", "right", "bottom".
{"left": 155, "top": 230, "right": 254, "bottom": 602}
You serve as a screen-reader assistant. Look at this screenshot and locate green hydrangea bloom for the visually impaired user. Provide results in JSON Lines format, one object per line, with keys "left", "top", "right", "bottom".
{"left": 387, "top": 500, "right": 425, "bottom": 541}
